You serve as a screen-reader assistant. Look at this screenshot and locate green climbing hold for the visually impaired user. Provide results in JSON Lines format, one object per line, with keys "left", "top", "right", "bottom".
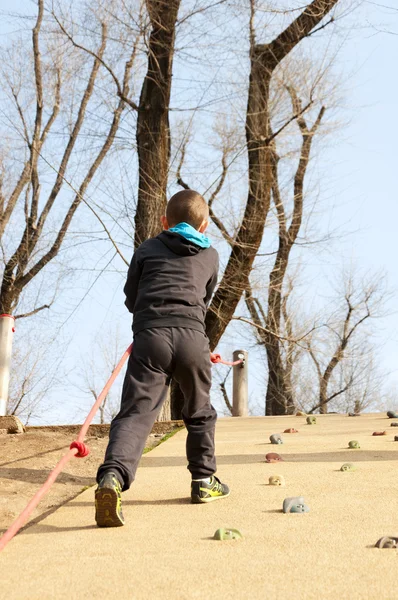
{"left": 348, "top": 440, "right": 360, "bottom": 449}
{"left": 306, "top": 416, "right": 316, "bottom": 425}
{"left": 340, "top": 463, "right": 356, "bottom": 472}
{"left": 213, "top": 528, "right": 243, "bottom": 541}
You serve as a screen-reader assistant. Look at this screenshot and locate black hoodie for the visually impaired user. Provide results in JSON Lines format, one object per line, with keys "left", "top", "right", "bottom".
{"left": 124, "top": 231, "right": 219, "bottom": 335}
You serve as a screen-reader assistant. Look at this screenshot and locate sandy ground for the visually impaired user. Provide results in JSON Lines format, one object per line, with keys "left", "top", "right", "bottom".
{"left": 0, "top": 423, "right": 180, "bottom": 533}
{"left": 1, "top": 413, "right": 398, "bottom": 600}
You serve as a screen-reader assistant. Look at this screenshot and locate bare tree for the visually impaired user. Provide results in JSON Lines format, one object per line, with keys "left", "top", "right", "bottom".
{"left": 0, "top": 0, "right": 142, "bottom": 320}
{"left": 306, "top": 272, "right": 386, "bottom": 413}
{"left": 245, "top": 272, "right": 308, "bottom": 414}
{"left": 244, "top": 86, "right": 325, "bottom": 415}
{"left": 205, "top": 0, "right": 340, "bottom": 352}
{"left": 7, "top": 324, "right": 62, "bottom": 424}
{"left": 79, "top": 326, "right": 125, "bottom": 424}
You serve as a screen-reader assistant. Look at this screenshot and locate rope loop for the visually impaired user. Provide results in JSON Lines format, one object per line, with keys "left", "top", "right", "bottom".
{"left": 210, "top": 353, "right": 222, "bottom": 364}
{"left": 70, "top": 441, "right": 90, "bottom": 458}
{"left": 210, "top": 352, "right": 244, "bottom": 367}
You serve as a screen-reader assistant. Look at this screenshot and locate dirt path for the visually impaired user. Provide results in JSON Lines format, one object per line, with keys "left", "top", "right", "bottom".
{"left": 0, "top": 423, "right": 182, "bottom": 533}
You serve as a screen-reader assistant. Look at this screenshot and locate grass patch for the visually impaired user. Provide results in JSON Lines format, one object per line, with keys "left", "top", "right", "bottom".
{"left": 143, "top": 425, "right": 184, "bottom": 454}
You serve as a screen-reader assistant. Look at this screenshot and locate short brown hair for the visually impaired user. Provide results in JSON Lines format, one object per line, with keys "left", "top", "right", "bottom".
{"left": 166, "top": 190, "right": 209, "bottom": 229}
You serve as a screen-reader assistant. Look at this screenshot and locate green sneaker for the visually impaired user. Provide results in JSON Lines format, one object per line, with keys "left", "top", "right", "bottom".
{"left": 191, "top": 475, "right": 230, "bottom": 504}
{"left": 95, "top": 472, "right": 125, "bottom": 527}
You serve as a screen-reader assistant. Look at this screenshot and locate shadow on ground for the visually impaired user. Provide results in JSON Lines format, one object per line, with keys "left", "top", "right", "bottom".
{"left": 0, "top": 468, "right": 94, "bottom": 485}
{"left": 0, "top": 446, "right": 68, "bottom": 469}
{"left": 140, "top": 450, "right": 398, "bottom": 468}
{"left": 2, "top": 449, "right": 397, "bottom": 486}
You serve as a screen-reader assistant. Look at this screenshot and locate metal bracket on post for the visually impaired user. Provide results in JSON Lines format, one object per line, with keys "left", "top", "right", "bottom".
{"left": 232, "top": 349, "right": 248, "bottom": 417}
{"left": 0, "top": 314, "right": 15, "bottom": 416}
{"left": 237, "top": 352, "right": 245, "bottom": 368}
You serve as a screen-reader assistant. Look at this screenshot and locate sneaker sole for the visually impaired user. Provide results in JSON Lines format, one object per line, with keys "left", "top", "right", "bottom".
{"left": 95, "top": 487, "right": 124, "bottom": 527}
{"left": 191, "top": 491, "right": 230, "bottom": 504}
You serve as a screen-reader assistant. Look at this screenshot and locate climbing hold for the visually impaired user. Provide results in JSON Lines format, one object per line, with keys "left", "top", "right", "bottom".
{"left": 283, "top": 496, "right": 310, "bottom": 514}
{"left": 348, "top": 440, "right": 360, "bottom": 449}
{"left": 387, "top": 411, "right": 398, "bottom": 419}
{"left": 375, "top": 537, "right": 398, "bottom": 549}
{"left": 265, "top": 452, "right": 283, "bottom": 463}
{"left": 394, "top": 436, "right": 398, "bottom": 442}
{"left": 284, "top": 428, "right": 298, "bottom": 433}
{"left": 213, "top": 528, "right": 243, "bottom": 541}
{"left": 348, "top": 412, "right": 361, "bottom": 417}
{"left": 372, "top": 431, "right": 386, "bottom": 436}
{"left": 270, "top": 434, "right": 283, "bottom": 445}
{"left": 269, "top": 474, "right": 285, "bottom": 486}
{"left": 340, "top": 463, "right": 356, "bottom": 472}
{"left": 390, "top": 422, "right": 398, "bottom": 427}
{"left": 306, "top": 416, "right": 316, "bottom": 425}
{"left": 296, "top": 411, "right": 306, "bottom": 417}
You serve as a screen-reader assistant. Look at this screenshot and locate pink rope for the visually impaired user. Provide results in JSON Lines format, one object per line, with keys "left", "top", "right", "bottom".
{"left": 0, "top": 343, "right": 240, "bottom": 552}
{"left": 210, "top": 353, "right": 243, "bottom": 367}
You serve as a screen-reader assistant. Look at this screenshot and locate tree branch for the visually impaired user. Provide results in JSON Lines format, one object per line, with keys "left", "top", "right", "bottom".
{"left": 52, "top": 11, "right": 139, "bottom": 111}
{"left": 14, "top": 304, "right": 51, "bottom": 320}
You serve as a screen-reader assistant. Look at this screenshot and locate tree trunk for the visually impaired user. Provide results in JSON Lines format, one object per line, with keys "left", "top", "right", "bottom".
{"left": 134, "top": 0, "right": 181, "bottom": 248}
{"left": 206, "top": 46, "right": 274, "bottom": 350}
{"left": 265, "top": 341, "right": 295, "bottom": 415}
{"left": 265, "top": 234, "right": 290, "bottom": 414}
{"left": 319, "top": 379, "right": 328, "bottom": 414}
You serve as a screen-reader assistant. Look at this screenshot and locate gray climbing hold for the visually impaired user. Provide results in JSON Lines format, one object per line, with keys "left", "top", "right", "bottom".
{"left": 348, "top": 412, "right": 361, "bottom": 417}
{"left": 387, "top": 411, "right": 398, "bottom": 419}
{"left": 270, "top": 433, "right": 283, "bottom": 445}
{"left": 306, "top": 416, "right": 317, "bottom": 425}
{"left": 269, "top": 474, "right": 285, "bottom": 486}
{"left": 283, "top": 496, "right": 310, "bottom": 513}
{"left": 375, "top": 537, "right": 398, "bottom": 549}
{"left": 348, "top": 440, "right": 360, "bottom": 449}
{"left": 213, "top": 528, "right": 243, "bottom": 541}
{"left": 340, "top": 463, "right": 356, "bottom": 472}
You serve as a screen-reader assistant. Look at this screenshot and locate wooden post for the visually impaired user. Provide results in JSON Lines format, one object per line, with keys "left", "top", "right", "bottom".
{"left": 232, "top": 349, "right": 248, "bottom": 416}
{"left": 0, "top": 315, "right": 15, "bottom": 416}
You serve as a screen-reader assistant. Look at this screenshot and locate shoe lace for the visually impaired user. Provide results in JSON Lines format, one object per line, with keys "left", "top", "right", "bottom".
{"left": 212, "top": 476, "right": 222, "bottom": 492}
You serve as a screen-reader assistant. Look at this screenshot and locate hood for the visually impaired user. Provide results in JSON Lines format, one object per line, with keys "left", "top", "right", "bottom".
{"left": 168, "top": 222, "right": 211, "bottom": 248}
{"left": 157, "top": 231, "right": 206, "bottom": 256}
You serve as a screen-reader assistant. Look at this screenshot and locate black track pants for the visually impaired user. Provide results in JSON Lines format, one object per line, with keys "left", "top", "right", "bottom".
{"left": 96, "top": 327, "right": 217, "bottom": 490}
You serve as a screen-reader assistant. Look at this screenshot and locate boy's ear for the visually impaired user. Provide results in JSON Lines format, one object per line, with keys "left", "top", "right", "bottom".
{"left": 161, "top": 215, "right": 169, "bottom": 230}
{"left": 198, "top": 218, "right": 209, "bottom": 234}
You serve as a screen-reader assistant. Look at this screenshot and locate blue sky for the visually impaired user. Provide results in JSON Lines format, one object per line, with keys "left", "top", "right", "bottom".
{"left": 1, "top": 1, "right": 398, "bottom": 423}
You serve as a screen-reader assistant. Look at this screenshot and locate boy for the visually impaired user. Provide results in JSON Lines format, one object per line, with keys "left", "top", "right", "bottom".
{"left": 95, "top": 189, "right": 230, "bottom": 527}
